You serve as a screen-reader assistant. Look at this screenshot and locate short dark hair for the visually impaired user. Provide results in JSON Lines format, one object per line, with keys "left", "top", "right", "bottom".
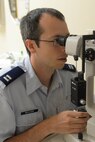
{"left": 20, "top": 8, "right": 65, "bottom": 55}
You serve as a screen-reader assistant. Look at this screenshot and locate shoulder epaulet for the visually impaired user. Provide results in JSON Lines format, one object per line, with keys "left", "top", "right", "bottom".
{"left": 0, "top": 66, "right": 26, "bottom": 87}
{"left": 63, "top": 64, "right": 76, "bottom": 72}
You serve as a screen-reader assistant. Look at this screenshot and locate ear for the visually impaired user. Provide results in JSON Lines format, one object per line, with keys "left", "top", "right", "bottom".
{"left": 25, "top": 39, "right": 37, "bottom": 53}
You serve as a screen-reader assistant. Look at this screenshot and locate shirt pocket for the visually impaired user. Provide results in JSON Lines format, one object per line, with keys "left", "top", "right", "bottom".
{"left": 15, "top": 109, "right": 43, "bottom": 134}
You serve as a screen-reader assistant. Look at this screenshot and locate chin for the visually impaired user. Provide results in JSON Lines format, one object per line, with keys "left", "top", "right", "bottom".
{"left": 56, "top": 64, "right": 65, "bottom": 70}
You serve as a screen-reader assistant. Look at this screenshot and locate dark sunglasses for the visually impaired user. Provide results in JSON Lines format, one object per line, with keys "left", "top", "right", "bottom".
{"left": 32, "top": 35, "right": 69, "bottom": 47}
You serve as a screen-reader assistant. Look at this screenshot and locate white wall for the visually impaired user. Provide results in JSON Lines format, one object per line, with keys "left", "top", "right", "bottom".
{"left": 29, "top": 0, "right": 95, "bottom": 34}
{"left": 0, "top": 0, "right": 25, "bottom": 54}
{"left": 0, "top": 0, "right": 95, "bottom": 55}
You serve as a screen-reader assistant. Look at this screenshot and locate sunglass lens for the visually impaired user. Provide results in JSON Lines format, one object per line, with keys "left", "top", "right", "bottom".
{"left": 56, "top": 37, "right": 66, "bottom": 46}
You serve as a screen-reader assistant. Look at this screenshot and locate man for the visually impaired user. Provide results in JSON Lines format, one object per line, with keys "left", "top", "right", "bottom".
{"left": 0, "top": 8, "right": 89, "bottom": 142}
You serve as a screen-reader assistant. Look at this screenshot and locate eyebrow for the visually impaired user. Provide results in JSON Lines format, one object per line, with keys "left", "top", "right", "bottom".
{"left": 51, "top": 33, "right": 70, "bottom": 39}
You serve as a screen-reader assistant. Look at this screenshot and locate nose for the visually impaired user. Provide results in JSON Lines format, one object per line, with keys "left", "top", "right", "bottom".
{"left": 60, "top": 46, "right": 68, "bottom": 57}
{"left": 60, "top": 45, "right": 66, "bottom": 51}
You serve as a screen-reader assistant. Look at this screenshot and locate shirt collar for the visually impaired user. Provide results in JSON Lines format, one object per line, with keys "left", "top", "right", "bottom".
{"left": 49, "top": 70, "right": 63, "bottom": 92}
{"left": 24, "top": 56, "right": 42, "bottom": 95}
{"left": 24, "top": 56, "right": 63, "bottom": 95}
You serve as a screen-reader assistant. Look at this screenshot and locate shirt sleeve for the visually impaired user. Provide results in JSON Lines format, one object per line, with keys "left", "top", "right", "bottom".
{"left": 0, "top": 93, "right": 16, "bottom": 142}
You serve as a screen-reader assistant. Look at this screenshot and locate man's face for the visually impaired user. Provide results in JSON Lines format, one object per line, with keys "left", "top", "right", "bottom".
{"left": 34, "top": 13, "right": 69, "bottom": 70}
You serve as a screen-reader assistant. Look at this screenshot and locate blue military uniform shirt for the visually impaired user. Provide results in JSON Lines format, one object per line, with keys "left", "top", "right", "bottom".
{"left": 0, "top": 56, "right": 77, "bottom": 142}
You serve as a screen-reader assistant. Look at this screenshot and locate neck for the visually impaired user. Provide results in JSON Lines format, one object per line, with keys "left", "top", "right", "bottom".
{"left": 31, "top": 58, "right": 55, "bottom": 87}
